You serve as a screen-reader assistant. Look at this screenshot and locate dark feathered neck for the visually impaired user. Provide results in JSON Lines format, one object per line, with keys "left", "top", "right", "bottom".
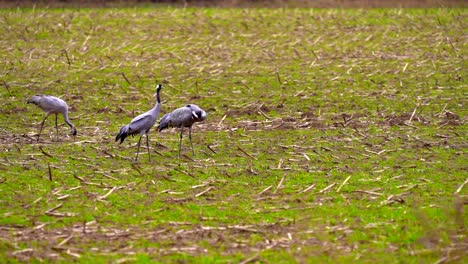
{"left": 156, "top": 88, "right": 161, "bottom": 104}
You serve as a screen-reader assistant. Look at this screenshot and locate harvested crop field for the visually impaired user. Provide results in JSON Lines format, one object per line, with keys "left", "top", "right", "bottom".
{"left": 0, "top": 6, "right": 467, "bottom": 263}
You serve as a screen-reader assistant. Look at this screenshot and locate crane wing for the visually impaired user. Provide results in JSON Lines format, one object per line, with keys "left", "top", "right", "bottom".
{"left": 128, "top": 113, "right": 156, "bottom": 134}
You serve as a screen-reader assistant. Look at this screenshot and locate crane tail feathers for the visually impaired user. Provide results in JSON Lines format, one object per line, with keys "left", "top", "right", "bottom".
{"left": 116, "top": 125, "right": 129, "bottom": 144}
{"left": 158, "top": 115, "right": 170, "bottom": 132}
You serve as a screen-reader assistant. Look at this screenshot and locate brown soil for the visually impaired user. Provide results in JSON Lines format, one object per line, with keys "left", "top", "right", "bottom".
{"left": 0, "top": 220, "right": 351, "bottom": 262}
{"left": 0, "top": 0, "right": 466, "bottom": 8}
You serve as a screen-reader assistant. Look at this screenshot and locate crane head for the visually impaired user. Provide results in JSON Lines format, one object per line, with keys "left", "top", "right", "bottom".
{"left": 186, "top": 105, "right": 207, "bottom": 122}
{"left": 27, "top": 95, "right": 43, "bottom": 105}
{"left": 192, "top": 110, "right": 207, "bottom": 122}
{"left": 154, "top": 84, "right": 163, "bottom": 96}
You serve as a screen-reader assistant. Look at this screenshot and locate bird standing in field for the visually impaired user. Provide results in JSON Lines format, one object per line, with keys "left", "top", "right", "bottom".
{"left": 27, "top": 95, "right": 77, "bottom": 141}
{"left": 158, "top": 104, "right": 207, "bottom": 159}
{"left": 116, "top": 84, "right": 163, "bottom": 162}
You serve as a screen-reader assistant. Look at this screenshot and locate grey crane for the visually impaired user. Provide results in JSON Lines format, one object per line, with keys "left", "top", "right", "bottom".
{"left": 27, "top": 95, "right": 77, "bottom": 141}
{"left": 116, "top": 84, "right": 163, "bottom": 162}
{"left": 158, "top": 104, "right": 207, "bottom": 158}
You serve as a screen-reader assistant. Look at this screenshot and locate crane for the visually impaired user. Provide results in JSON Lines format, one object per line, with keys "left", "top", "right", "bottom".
{"left": 27, "top": 95, "right": 77, "bottom": 141}
{"left": 158, "top": 104, "right": 207, "bottom": 158}
{"left": 116, "top": 84, "right": 163, "bottom": 162}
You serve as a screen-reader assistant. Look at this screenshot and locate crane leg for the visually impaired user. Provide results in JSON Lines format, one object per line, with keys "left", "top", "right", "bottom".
{"left": 55, "top": 114, "right": 59, "bottom": 142}
{"left": 135, "top": 136, "right": 142, "bottom": 162}
{"left": 189, "top": 126, "right": 194, "bottom": 156}
{"left": 145, "top": 134, "right": 151, "bottom": 162}
{"left": 178, "top": 127, "right": 184, "bottom": 159}
{"left": 37, "top": 113, "right": 50, "bottom": 141}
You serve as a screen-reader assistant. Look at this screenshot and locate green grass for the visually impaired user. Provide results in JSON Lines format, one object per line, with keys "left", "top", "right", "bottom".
{"left": 0, "top": 7, "right": 467, "bottom": 263}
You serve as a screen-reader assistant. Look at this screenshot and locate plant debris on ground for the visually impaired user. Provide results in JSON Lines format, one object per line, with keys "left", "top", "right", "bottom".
{"left": 0, "top": 7, "right": 466, "bottom": 263}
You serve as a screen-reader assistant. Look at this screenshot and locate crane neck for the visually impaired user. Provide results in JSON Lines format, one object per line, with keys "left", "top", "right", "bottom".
{"left": 156, "top": 89, "right": 161, "bottom": 104}
{"left": 152, "top": 90, "right": 161, "bottom": 112}
{"left": 63, "top": 111, "right": 77, "bottom": 135}
{"left": 63, "top": 111, "right": 72, "bottom": 126}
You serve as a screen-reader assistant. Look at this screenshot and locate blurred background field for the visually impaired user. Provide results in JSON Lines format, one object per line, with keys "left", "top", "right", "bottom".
{"left": 0, "top": 4, "right": 466, "bottom": 263}
{"left": 0, "top": 0, "right": 466, "bottom": 8}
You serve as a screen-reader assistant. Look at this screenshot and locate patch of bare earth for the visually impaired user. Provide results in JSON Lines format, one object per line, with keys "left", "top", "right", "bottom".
{"left": 1, "top": 220, "right": 355, "bottom": 262}
{"left": 201, "top": 105, "right": 464, "bottom": 133}
{"left": 0, "top": 0, "right": 466, "bottom": 8}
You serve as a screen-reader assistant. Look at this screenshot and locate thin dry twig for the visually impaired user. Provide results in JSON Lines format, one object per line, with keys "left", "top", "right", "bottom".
{"left": 32, "top": 223, "right": 47, "bottom": 231}
{"left": 23, "top": 196, "right": 43, "bottom": 209}
{"left": 2, "top": 80, "right": 12, "bottom": 96}
{"left": 312, "top": 149, "right": 328, "bottom": 160}
{"left": 277, "top": 159, "right": 283, "bottom": 169}
{"left": 380, "top": 194, "right": 406, "bottom": 206}
{"left": 73, "top": 174, "right": 85, "bottom": 182}
{"left": 403, "top": 122, "right": 418, "bottom": 129}
{"left": 96, "top": 172, "right": 118, "bottom": 181}
{"left": 337, "top": 175, "right": 351, "bottom": 192}
{"left": 293, "top": 47, "right": 302, "bottom": 58}
{"left": 121, "top": 72, "right": 132, "bottom": 85}
{"left": 455, "top": 178, "right": 468, "bottom": 194}
{"left": 257, "top": 185, "right": 273, "bottom": 196}
{"left": 68, "top": 186, "right": 81, "bottom": 191}
{"left": 103, "top": 150, "right": 115, "bottom": 158}
{"left": 402, "top": 62, "right": 409, "bottom": 73}
{"left": 73, "top": 174, "right": 111, "bottom": 188}
{"left": 181, "top": 154, "right": 194, "bottom": 161}
{"left": 258, "top": 109, "right": 271, "bottom": 119}
{"left": 408, "top": 106, "right": 418, "bottom": 122}
{"left": 39, "top": 146, "right": 53, "bottom": 157}
{"left": 353, "top": 190, "right": 383, "bottom": 196}
{"left": 116, "top": 257, "right": 137, "bottom": 264}
{"left": 386, "top": 174, "right": 405, "bottom": 182}
{"left": 310, "top": 49, "right": 319, "bottom": 60}
{"left": 174, "top": 168, "right": 195, "bottom": 178}
{"left": 65, "top": 249, "right": 81, "bottom": 258}
{"left": 47, "top": 163, "right": 52, "bottom": 181}
{"left": 217, "top": 114, "right": 227, "bottom": 127}
{"left": 12, "top": 248, "right": 34, "bottom": 256}
{"left": 240, "top": 253, "right": 259, "bottom": 264}
{"left": 276, "top": 70, "right": 282, "bottom": 85}
{"left": 195, "top": 186, "right": 214, "bottom": 198}
{"left": 54, "top": 234, "right": 73, "bottom": 249}
{"left": 273, "top": 175, "right": 285, "bottom": 194}
{"left": 45, "top": 203, "right": 63, "bottom": 214}
{"left": 438, "top": 103, "right": 448, "bottom": 117}
{"left": 207, "top": 144, "right": 217, "bottom": 154}
{"left": 365, "top": 149, "right": 389, "bottom": 156}
{"left": 130, "top": 163, "right": 142, "bottom": 175}
{"left": 319, "top": 182, "right": 337, "bottom": 193}
{"left": 62, "top": 49, "right": 71, "bottom": 68}
{"left": 57, "top": 194, "right": 70, "bottom": 200}
{"left": 237, "top": 146, "right": 257, "bottom": 160}
{"left": 300, "top": 183, "right": 316, "bottom": 193}
{"left": 44, "top": 207, "right": 77, "bottom": 217}
{"left": 191, "top": 182, "right": 209, "bottom": 189}
{"left": 401, "top": 183, "right": 419, "bottom": 191}
{"left": 98, "top": 186, "right": 120, "bottom": 200}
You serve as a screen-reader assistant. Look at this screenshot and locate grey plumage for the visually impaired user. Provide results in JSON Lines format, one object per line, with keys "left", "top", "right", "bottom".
{"left": 27, "top": 95, "right": 77, "bottom": 141}
{"left": 158, "top": 104, "right": 207, "bottom": 158}
{"left": 116, "top": 84, "right": 163, "bottom": 161}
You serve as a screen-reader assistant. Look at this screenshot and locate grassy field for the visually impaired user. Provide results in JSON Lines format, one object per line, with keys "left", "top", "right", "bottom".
{"left": 0, "top": 7, "right": 467, "bottom": 263}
